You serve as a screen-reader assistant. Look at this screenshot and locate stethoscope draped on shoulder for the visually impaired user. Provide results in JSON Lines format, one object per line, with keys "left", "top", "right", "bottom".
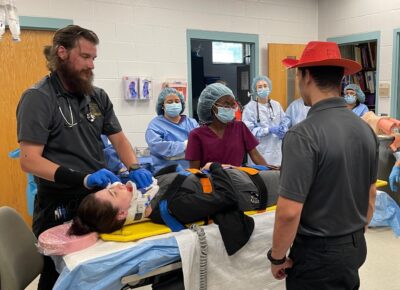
{"left": 48, "top": 74, "right": 96, "bottom": 128}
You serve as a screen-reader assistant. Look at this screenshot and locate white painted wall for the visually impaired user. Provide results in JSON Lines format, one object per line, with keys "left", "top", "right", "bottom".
{"left": 318, "top": 0, "right": 400, "bottom": 116}
{"left": 16, "top": 0, "right": 318, "bottom": 147}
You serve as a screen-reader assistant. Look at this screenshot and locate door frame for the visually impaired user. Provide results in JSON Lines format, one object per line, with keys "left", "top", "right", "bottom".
{"left": 17, "top": 16, "right": 72, "bottom": 30}
{"left": 186, "top": 29, "right": 259, "bottom": 117}
{"left": 392, "top": 28, "right": 400, "bottom": 118}
{"left": 328, "top": 31, "right": 381, "bottom": 114}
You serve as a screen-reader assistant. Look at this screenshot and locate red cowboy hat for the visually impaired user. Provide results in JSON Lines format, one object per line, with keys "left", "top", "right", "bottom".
{"left": 282, "top": 41, "right": 362, "bottom": 75}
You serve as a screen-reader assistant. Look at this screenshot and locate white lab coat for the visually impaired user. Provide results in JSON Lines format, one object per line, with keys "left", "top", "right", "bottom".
{"left": 242, "top": 99, "right": 286, "bottom": 166}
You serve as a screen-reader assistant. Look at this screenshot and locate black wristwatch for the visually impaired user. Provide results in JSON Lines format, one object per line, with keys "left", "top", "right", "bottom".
{"left": 267, "top": 249, "right": 286, "bottom": 265}
{"left": 129, "top": 163, "right": 141, "bottom": 171}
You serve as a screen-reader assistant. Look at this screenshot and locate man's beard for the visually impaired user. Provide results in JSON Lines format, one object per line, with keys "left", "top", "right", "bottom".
{"left": 58, "top": 60, "right": 94, "bottom": 96}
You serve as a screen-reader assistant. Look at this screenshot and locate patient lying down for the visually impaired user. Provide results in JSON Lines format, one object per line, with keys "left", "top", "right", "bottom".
{"left": 68, "top": 180, "right": 156, "bottom": 236}
{"left": 68, "top": 163, "right": 279, "bottom": 255}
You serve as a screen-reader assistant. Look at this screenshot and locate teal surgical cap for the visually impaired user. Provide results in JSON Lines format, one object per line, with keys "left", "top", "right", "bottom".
{"left": 197, "top": 83, "right": 235, "bottom": 124}
{"left": 344, "top": 84, "right": 365, "bottom": 103}
{"left": 156, "top": 88, "right": 185, "bottom": 115}
{"left": 251, "top": 75, "right": 272, "bottom": 97}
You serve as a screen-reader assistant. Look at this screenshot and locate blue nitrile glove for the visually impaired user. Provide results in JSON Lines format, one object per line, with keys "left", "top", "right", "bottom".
{"left": 389, "top": 166, "right": 400, "bottom": 192}
{"left": 269, "top": 126, "right": 280, "bottom": 136}
{"left": 247, "top": 164, "right": 270, "bottom": 171}
{"left": 277, "top": 125, "right": 288, "bottom": 140}
{"left": 86, "top": 168, "right": 121, "bottom": 188}
{"left": 129, "top": 168, "right": 153, "bottom": 189}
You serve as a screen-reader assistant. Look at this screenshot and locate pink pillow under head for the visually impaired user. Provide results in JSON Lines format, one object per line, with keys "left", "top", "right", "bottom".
{"left": 38, "top": 223, "right": 98, "bottom": 256}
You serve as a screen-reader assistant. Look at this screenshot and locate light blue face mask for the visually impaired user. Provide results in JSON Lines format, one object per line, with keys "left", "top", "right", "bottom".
{"left": 215, "top": 107, "right": 235, "bottom": 124}
{"left": 257, "top": 88, "right": 270, "bottom": 99}
{"left": 164, "top": 103, "right": 182, "bottom": 117}
{"left": 344, "top": 94, "right": 356, "bottom": 104}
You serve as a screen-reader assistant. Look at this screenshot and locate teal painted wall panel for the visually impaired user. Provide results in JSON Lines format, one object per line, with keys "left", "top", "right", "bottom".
{"left": 13, "top": 16, "right": 72, "bottom": 30}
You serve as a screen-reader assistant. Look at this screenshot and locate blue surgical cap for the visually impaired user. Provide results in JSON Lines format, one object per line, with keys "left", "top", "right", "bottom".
{"left": 251, "top": 75, "right": 273, "bottom": 97}
{"left": 156, "top": 88, "right": 185, "bottom": 115}
{"left": 197, "top": 83, "right": 235, "bottom": 124}
{"left": 344, "top": 84, "right": 365, "bottom": 103}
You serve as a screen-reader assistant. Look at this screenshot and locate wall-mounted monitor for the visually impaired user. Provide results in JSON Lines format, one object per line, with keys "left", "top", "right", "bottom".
{"left": 212, "top": 41, "right": 243, "bottom": 64}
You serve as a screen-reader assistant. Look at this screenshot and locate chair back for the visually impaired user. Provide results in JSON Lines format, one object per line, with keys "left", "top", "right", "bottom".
{"left": 0, "top": 206, "right": 43, "bottom": 290}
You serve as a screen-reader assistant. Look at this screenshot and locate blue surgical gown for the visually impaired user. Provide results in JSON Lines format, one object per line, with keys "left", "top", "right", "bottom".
{"left": 286, "top": 98, "right": 311, "bottom": 127}
{"left": 145, "top": 115, "right": 199, "bottom": 173}
{"left": 242, "top": 99, "right": 287, "bottom": 166}
{"left": 352, "top": 103, "right": 369, "bottom": 117}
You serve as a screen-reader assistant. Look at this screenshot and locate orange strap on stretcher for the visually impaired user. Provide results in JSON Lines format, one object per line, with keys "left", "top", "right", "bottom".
{"left": 186, "top": 167, "right": 262, "bottom": 194}
{"left": 186, "top": 168, "right": 213, "bottom": 193}
{"left": 234, "top": 166, "right": 259, "bottom": 175}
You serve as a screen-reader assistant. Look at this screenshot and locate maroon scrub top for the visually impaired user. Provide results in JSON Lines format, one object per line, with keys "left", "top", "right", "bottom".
{"left": 186, "top": 121, "right": 259, "bottom": 167}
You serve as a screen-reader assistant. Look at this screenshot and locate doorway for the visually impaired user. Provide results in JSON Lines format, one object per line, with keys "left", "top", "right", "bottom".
{"left": 187, "top": 30, "right": 258, "bottom": 120}
{"left": 328, "top": 32, "right": 380, "bottom": 114}
{"left": 0, "top": 17, "right": 72, "bottom": 226}
{"left": 391, "top": 28, "right": 400, "bottom": 118}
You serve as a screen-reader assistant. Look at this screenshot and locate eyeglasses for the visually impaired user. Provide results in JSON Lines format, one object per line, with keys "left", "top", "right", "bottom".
{"left": 214, "top": 102, "right": 238, "bottom": 111}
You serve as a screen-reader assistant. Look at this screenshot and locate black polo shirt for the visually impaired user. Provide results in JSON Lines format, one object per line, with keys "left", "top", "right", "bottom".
{"left": 17, "top": 73, "right": 122, "bottom": 196}
{"left": 279, "top": 97, "right": 378, "bottom": 237}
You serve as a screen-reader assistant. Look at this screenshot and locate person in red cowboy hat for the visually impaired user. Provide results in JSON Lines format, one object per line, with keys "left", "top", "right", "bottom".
{"left": 268, "top": 41, "right": 378, "bottom": 290}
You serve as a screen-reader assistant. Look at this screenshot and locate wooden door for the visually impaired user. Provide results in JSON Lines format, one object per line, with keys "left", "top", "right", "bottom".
{"left": 268, "top": 43, "right": 306, "bottom": 110}
{"left": 0, "top": 29, "right": 54, "bottom": 226}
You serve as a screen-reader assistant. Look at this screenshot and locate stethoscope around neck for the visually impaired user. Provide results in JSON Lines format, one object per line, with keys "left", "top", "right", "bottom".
{"left": 256, "top": 98, "right": 275, "bottom": 123}
{"left": 49, "top": 76, "right": 96, "bottom": 128}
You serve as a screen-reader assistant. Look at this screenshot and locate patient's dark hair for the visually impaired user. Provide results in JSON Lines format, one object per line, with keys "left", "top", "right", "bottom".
{"left": 68, "top": 193, "right": 125, "bottom": 236}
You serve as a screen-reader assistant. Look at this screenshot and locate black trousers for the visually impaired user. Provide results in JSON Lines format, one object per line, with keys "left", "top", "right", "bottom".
{"left": 33, "top": 193, "right": 85, "bottom": 290}
{"left": 286, "top": 229, "right": 367, "bottom": 290}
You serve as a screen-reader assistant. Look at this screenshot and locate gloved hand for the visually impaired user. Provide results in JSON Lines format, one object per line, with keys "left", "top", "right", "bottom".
{"left": 277, "top": 125, "right": 288, "bottom": 140}
{"left": 389, "top": 166, "right": 400, "bottom": 192}
{"left": 269, "top": 126, "right": 280, "bottom": 136}
{"left": 86, "top": 168, "right": 121, "bottom": 188}
{"left": 129, "top": 167, "right": 153, "bottom": 189}
{"left": 247, "top": 164, "right": 270, "bottom": 171}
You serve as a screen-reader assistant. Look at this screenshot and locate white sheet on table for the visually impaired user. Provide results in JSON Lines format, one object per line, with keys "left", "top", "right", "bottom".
{"left": 62, "top": 232, "right": 174, "bottom": 271}
{"left": 53, "top": 233, "right": 180, "bottom": 290}
{"left": 175, "top": 211, "right": 285, "bottom": 290}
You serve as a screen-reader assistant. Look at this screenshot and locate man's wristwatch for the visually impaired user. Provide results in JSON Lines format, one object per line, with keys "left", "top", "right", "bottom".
{"left": 267, "top": 249, "right": 286, "bottom": 265}
{"left": 129, "top": 163, "right": 141, "bottom": 171}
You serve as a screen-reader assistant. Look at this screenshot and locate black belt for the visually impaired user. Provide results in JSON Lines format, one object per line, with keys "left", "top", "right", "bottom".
{"left": 294, "top": 228, "right": 364, "bottom": 247}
